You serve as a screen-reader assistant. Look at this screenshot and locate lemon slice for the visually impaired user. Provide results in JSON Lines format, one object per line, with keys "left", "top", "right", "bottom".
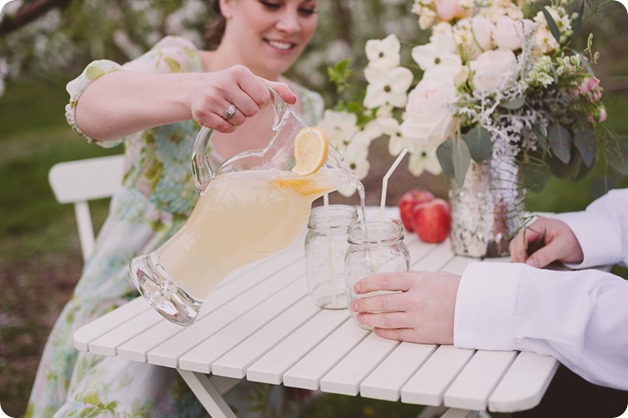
{"left": 274, "top": 178, "right": 332, "bottom": 197}
{"left": 292, "top": 127, "right": 329, "bottom": 176}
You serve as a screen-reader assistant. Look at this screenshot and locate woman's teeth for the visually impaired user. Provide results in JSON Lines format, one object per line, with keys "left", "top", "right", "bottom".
{"left": 267, "top": 40, "right": 293, "bottom": 50}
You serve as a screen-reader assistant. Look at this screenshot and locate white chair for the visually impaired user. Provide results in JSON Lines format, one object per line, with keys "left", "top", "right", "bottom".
{"left": 48, "top": 154, "right": 124, "bottom": 262}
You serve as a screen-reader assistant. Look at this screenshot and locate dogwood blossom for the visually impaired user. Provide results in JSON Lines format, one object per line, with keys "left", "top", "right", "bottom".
{"left": 365, "top": 34, "right": 402, "bottom": 70}
{"left": 363, "top": 65, "right": 413, "bottom": 109}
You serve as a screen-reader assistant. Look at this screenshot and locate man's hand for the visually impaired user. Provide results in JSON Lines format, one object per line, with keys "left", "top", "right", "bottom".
{"left": 351, "top": 271, "right": 460, "bottom": 345}
{"left": 509, "top": 217, "right": 584, "bottom": 268}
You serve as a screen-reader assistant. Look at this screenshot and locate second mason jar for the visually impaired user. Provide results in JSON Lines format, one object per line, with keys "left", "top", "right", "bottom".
{"left": 345, "top": 217, "right": 410, "bottom": 330}
{"left": 305, "top": 204, "right": 358, "bottom": 309}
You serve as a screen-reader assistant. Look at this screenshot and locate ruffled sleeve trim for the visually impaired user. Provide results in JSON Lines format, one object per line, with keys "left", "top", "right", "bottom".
{"left": 65, "top": 60, "right": 124, "bottom": 147}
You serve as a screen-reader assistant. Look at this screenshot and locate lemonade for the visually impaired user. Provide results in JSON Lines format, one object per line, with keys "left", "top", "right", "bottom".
{"left": 129, "top": 101, "right": 367, "bottom": 326}
{"left": 157, "top": 168, "right": 341, "bottom": 300}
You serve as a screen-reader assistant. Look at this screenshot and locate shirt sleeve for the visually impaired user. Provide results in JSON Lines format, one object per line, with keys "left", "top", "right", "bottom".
{"left": 454, "top": 261, "right": 628, "bottom": 390}
{"left": 552, "top": 188, "right": 628, "bottom": 269}
{"left": 64, "top": 36, "right": 201, "bottom": 146}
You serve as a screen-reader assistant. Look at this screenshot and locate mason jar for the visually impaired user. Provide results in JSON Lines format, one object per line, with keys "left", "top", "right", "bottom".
{"left": 345, "top": 218, "right": 410, "bottom": 330}
{"left": 305, "top": 204, "right": 358, "bottom": 309}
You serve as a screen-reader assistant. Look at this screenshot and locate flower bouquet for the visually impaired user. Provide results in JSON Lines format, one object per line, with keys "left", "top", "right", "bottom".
{"left": 320, "top": 0, "right": 628, "bottom": 257}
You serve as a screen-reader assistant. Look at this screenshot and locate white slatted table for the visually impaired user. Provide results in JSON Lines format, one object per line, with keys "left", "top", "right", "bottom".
{"left": 73, "top": 207, "right": 559, "bottom": 418}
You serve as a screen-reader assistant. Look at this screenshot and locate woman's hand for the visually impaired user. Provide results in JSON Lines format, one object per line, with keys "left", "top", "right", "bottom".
{"left": 509, "top": 217, "right": 584, "bottom": 268}
{"left": 189, "top": 65, "right": 296, "bottom": 133}
{"left": 351, "top": 271, "right": 461, "bottom": 345}
{"left": 75, "top": 64, "right": 297, "bottom": 141}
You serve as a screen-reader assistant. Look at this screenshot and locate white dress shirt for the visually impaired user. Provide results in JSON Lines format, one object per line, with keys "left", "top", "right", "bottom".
{"left": 454, "top": 188, "right": 628, "bottom": 390}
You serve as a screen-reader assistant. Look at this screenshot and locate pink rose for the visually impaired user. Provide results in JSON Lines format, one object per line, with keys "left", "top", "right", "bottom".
{"left": 598, "top": 106, "right": 607, "bottom": 123}
{"left": 579, "top": 76, "right": 600, "bottom": 94}
{"left": 434, "top": 0, "right": 467, "bottom": 21}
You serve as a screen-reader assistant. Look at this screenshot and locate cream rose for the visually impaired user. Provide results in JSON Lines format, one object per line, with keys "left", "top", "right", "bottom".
{"left": 399, "top": 79, "right": 458, "bottom": 148}
{"left": 492, "top": 16, "right": 534, "bottom": 51}
{"left": 470, "top": 48, "right": 517, "bottom": 93}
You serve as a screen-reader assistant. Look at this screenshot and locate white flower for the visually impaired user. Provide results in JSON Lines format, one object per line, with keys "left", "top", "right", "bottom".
{"left": 453, "top": 17, "right": 492, "bottom": 60}
{"left": 316, "top": 110, "right": 359, "bottom": 154}
{"left": 469, "top": 48, "right": 517, "bottom": 93}
{"left": 492, "top": 16, "right": 534, "bottom": 51}
{"left": 376, "top": 117, "right": 406, "bottom": 156}
{"left": 400, "top": 78, "right": 458, "bottom": 148}
{"left": 363, "top": 65, "right": 413, "bottom": 109}
{"left": 418, "top": 9, "right": 437, "bottom": 30}
{"left": 365, "top": 34, "right": 401, "bottom": 70}
{"left": 353, "top": 119, "right": 384, "bottom": 145}
{"left": 533, "top": 7, "right": 570, "bottom": 54}
{"left": 408, "top": 145, "right": 442, "bottom": 176}
{"left": 343, "top": 140, "right": 371, "bottom": 180}
{"left": 411, "top": 32, "right": 462, "bottom": 79}
{"left": 472, "top": 16, "right": 494, "bottom": 51}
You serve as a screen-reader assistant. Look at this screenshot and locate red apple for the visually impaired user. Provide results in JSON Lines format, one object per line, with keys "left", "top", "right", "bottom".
{"left": 398, "top": 189, "right": 435, "bottom": 231}
{"left": 412, "top": 198, "right": 451, "bottom": 243}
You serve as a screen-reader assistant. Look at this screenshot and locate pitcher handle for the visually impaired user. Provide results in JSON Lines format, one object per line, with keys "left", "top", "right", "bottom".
{"left": 191, "top": 87, "right": 287, "bottom": 194}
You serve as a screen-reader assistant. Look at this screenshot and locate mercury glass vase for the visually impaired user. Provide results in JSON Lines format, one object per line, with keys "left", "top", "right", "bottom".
{"left": 449, "top": 151, "right": 525, "bottom": 258}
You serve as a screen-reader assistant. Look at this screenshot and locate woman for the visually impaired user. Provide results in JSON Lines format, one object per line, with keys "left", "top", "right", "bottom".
{"left": 27, "top": 0, "right": 322, "bottom": 416}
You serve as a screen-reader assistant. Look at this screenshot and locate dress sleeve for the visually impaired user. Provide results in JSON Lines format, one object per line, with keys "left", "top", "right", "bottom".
{"left": 64, "top": 36, "right": 201, "bottom": 146}
{"left": 454, "top": 261, "right": 628, "bottom": 390}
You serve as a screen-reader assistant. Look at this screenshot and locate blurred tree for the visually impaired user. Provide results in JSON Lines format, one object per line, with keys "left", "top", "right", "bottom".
{"left": 0, "top": 0, "right": 626, "bottom": 99}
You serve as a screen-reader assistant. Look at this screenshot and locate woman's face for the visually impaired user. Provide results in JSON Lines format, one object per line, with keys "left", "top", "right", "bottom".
{"left": 220, "top": 0, "right": 318, "bottom": 79}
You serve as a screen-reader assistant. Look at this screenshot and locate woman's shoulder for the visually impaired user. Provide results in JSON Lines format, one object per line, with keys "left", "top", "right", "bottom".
{"left": 124, "top": 36, "right": 204, "bottom": 73}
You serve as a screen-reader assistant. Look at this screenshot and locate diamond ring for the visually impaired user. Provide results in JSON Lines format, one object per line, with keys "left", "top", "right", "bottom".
{"left": 222, "top": 103, "right": 237, "bottom": 120}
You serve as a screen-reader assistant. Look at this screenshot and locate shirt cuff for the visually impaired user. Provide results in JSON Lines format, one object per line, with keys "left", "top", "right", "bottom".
{"left": 553, "top": 211, "right": 622, "bottom": 269}
{"left": 454, "top": 262, "right": 525, "bottom": 351}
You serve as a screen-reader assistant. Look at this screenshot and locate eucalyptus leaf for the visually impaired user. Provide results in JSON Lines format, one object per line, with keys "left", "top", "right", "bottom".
{"left": 567, "top": 147, "right": 584, "bottom": 180}
{"left": 499, "top": 96, "right": 526, "bottom": 110}
{"left": 532, "top": 124, "right": 549, "bottom": 151}
{"left": 572, "top": 0, "right": 585, "bottom": 39}
{"left": 573, "top": 128, "right": 596, "bottom": 167}
{"left": 452, "top": 138, "right": 472, "bottom": 187}
{"left": 542, "top": 7, "right": 561, "bottom": 44}
{"left": 549, "top": 124, "right": 572, "bottom": 164}
{"left": 465, "top": 126, "right": 492, "bottom": 163}
{"left": 547, "top": 153, "right": 569, "bottom": 179}
{"left": 436, "top": 139, "right": 456, "bottom": 179}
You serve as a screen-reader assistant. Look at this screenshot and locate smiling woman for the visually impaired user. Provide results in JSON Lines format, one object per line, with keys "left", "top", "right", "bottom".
{"left": 25, "top": 0, "right": 325, "bottom": 416}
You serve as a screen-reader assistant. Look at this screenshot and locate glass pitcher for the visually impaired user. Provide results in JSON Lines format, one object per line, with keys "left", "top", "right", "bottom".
{"left": 129, "top": 88, "right": 357, "bottom": 326}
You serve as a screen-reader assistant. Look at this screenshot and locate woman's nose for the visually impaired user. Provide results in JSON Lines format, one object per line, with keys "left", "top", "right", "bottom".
{"left": 275, "top": 10, "right": 301, "bottom": 33}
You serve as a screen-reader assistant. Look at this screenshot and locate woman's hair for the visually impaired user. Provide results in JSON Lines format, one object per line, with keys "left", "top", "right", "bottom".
{"left": 204, "top": 0, "right": 226, "bottom": 49}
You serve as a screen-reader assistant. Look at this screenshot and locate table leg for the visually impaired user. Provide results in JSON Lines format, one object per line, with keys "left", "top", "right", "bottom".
{"left": 440, "top": 409, "right": 481, "bottom": 418}
{"left": 178, "top": 370, "right": 238, "bottom": 418}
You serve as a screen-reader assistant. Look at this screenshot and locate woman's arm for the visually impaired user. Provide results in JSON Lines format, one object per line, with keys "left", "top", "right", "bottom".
{"left": 75, "top": 65, "right": 296, "bottom": 141}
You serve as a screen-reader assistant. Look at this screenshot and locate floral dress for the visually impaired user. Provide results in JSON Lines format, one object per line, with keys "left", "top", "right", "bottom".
{"left": 26, "top": 36, "right": 324, "bottom": 418}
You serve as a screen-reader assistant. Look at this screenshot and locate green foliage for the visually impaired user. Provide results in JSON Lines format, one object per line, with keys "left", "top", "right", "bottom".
{"left": 437, "top": 138, "right": 471, "bottom": 187}
{"left": 465, "top": 126, "right": 492, "bottom": 163}
{"left": 541, "top": 7, "right": 562, "bottom": 44}
{"left": 328, "top": 59, "right": 353, "bottom": 94}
